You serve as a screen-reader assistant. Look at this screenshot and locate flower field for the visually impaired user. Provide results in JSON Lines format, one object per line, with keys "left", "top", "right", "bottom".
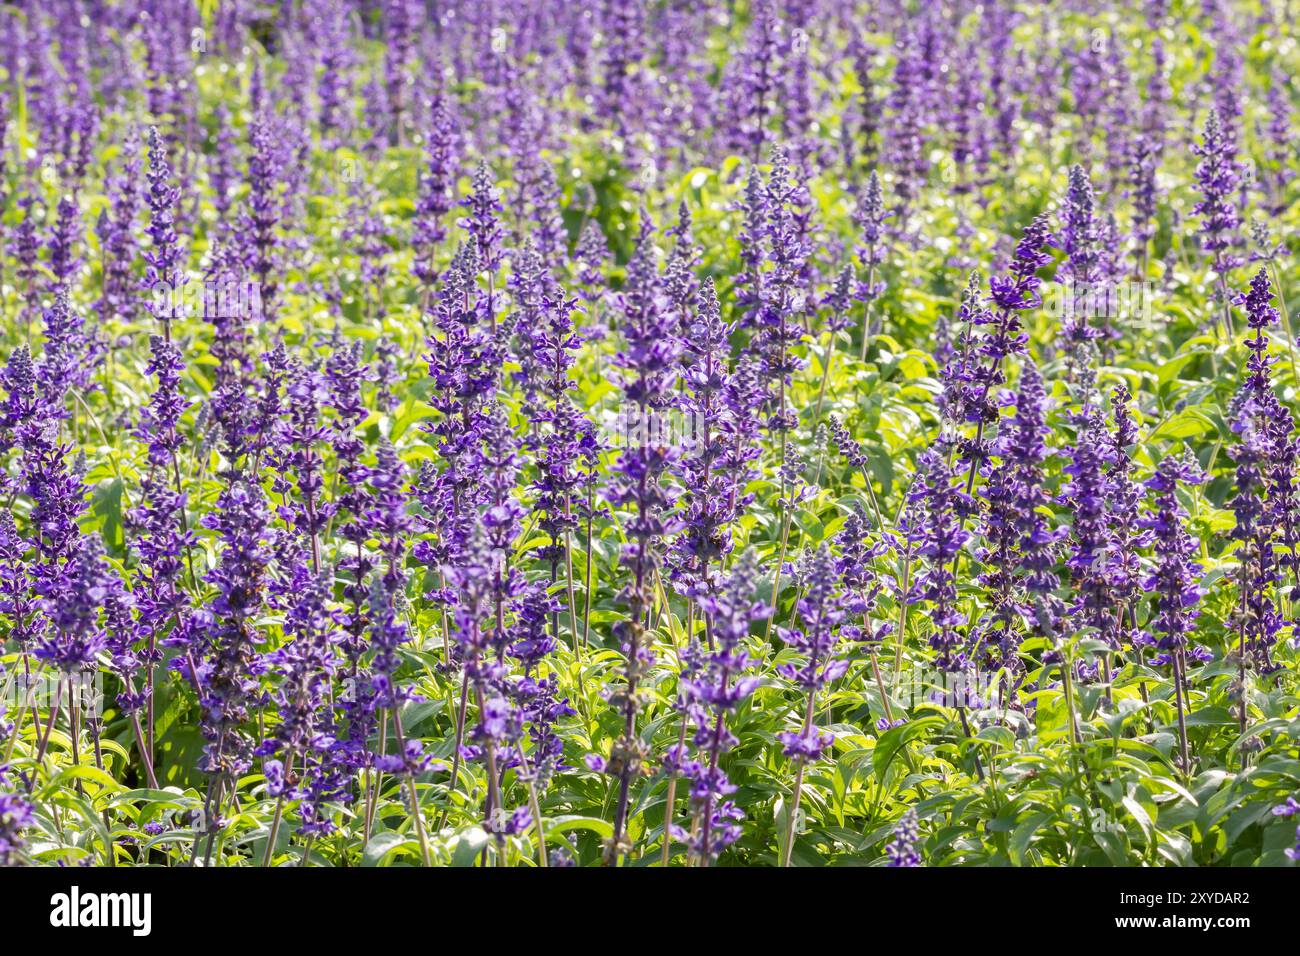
{"left": 0, "top": 0, "right": 1298, "bottom": 870}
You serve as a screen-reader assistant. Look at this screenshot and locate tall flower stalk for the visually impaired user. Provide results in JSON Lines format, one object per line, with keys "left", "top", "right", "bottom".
{"left": 776, "top": 546, "right": 848, "bottom": 867}
{"left": 1192, "top": 109, "right": 1241, "bottom": 342}
{"left": 1141, "top": 453, "right": 1206, "bottom": 774}
{"left": 596, "top": 230, "right": 680, "bottom": 865}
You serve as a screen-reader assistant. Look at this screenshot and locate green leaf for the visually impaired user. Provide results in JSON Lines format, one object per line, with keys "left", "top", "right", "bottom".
{"left": 45, "top": 765, "right": 125, "bottom": 797}
{"left": 1009, "top": 812, "right": 1050, "bottom": 866}
{"left": 450, "top": 827, "right": 492, "bottom": 867}
{"left": 872, "top": 717, "right": 941, "bottom": 781}
{"left": 91, "top": 478, "right": 126, "bottom": 556}
{"left": 362, "top": 831, "right": 421, "bottom": 867}
{"left": 1121, "top": 795, "right": 1154, "bottom": 844}
{"left": 545, "top": 815, "right": 614, "bottom": 839}
{"left": 1148, "top": 407, "right": 1214, "bottom": 442}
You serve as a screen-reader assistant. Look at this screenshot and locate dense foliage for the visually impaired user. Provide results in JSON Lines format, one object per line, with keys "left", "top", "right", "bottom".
{"left": 0, "top": 0, "right": 1298, "bottom": 868}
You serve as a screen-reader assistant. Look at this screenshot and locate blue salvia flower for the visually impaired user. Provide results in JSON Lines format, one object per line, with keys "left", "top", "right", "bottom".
{"left": 144, "top": 126, "right": 184, "bottom": 332}
{"left": 948, "top": 216, "right": 1053, "bottom": 470}
{"left": 1140, "top": 452, "right": 1208, "bottom": 770}
{"left": 1060, "top": 406, "right": 1118, "bottom": 649}
{"left": 669, "top": 278, "right": 738, "bottom": 593}
{"left": 313, "top": 0, "right": 353, "bottom": 141}
{"left": 412, "top": 82, "right": 459, "bottom": 286}
{"left": 267, "top": 357, "right": 333, "bottom": 569}
{"left": 976, "top": 360, "right": 1058, "bottom": 676}
{"left": 128, "top": 334, "right": 195, "bottom": 718}
{"left": 834, "top": 506, "right": 895, "bottom": 651}
{"left": 734, "top": 166, "right": 769, "bottom": 326}
{"left": 598, "top": 226, "right": 682, "bottom": 863}
{"left": 1264, "top": 66, "right": 1294, "bottom": 210}
{"left": 573, "top": 220, "right": 609, "bottom": 303}
{"left": 755, "top": 147, "right": 808, "bottom": 437}
{"left": 323, "top": 341, "right": 374, "bottom": 666}
{"left": 675, "top": 550, "right": 767, "bottom": 865}
{"left": 1272, "top": 797, "right": 1300, "bottom": 861}
{"left": 0, "top": 512, "right": 40, "bottom": 652}
{"left": 725, "top": 0, "right": 780, "bottom": 161}
{"left": 1228, "top": 399, "right": 1281, "bottom": 682}
{"left": 529, "top": 286, "right": 590, "bottom": 585}
{"left": 463, "top": 161, "right": 505, "bottom": 319}
{"left": 259, "top": 564, "right": 345, "bottom": 836}
{"left": 34, "top": 533, "right": 114, "bottom": 674}
{"left": 508, "top": 581, "right": 574, "bottom": 786}
{"left": 1237, "top": 267, "right": 1280, "bottom": 399}
{"left": 776, "top": 546, "right": 849, "bottom": 760}
{"left": 853, "top": 171, "right": 890, "bottom": 355}
{"left": 885, "top": 808, "right": 921, "bottom": 867}
{"left": 46, "top": 194, "right": 83, "bottom": 292}
{"left": 445, "top": 520, "right": 516, "bottom": 833}
{"left": 98, "top": 126, "right": 142, "bottom": 327}
{"left": 365, "top": 438, "right": 418, "bottom": 700}
{"left": 908, "top": 450, "right": 973, "bottom": 673}
{"left": 1191, "top": 109, "right": 1241, "bottom": 283}
{"left": 192, "top": 481, "right": 276, "bottom": 782}
{"left": 0, "top": 787, "right": 32, "bottom": 866}
{"left": 243, "top": 114, "right": 282, "bottom": 321}
{"left": 37, "top": 290, "right": 92, "bottom": 411}
{"left": 884, "top": 25, "right": 931, "bottom": 214}
{"left": 1228, "top": 269, "right": 1288, "bottom": 675}
{"left": 1142, "top": 453, "right": 1208, "bottom": 662}
{"left": 1059, "top": 165, "right": 1103, "bottom": 352}
{"left": 1000, "top": 362, "right": 1063, "bottom": 633}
